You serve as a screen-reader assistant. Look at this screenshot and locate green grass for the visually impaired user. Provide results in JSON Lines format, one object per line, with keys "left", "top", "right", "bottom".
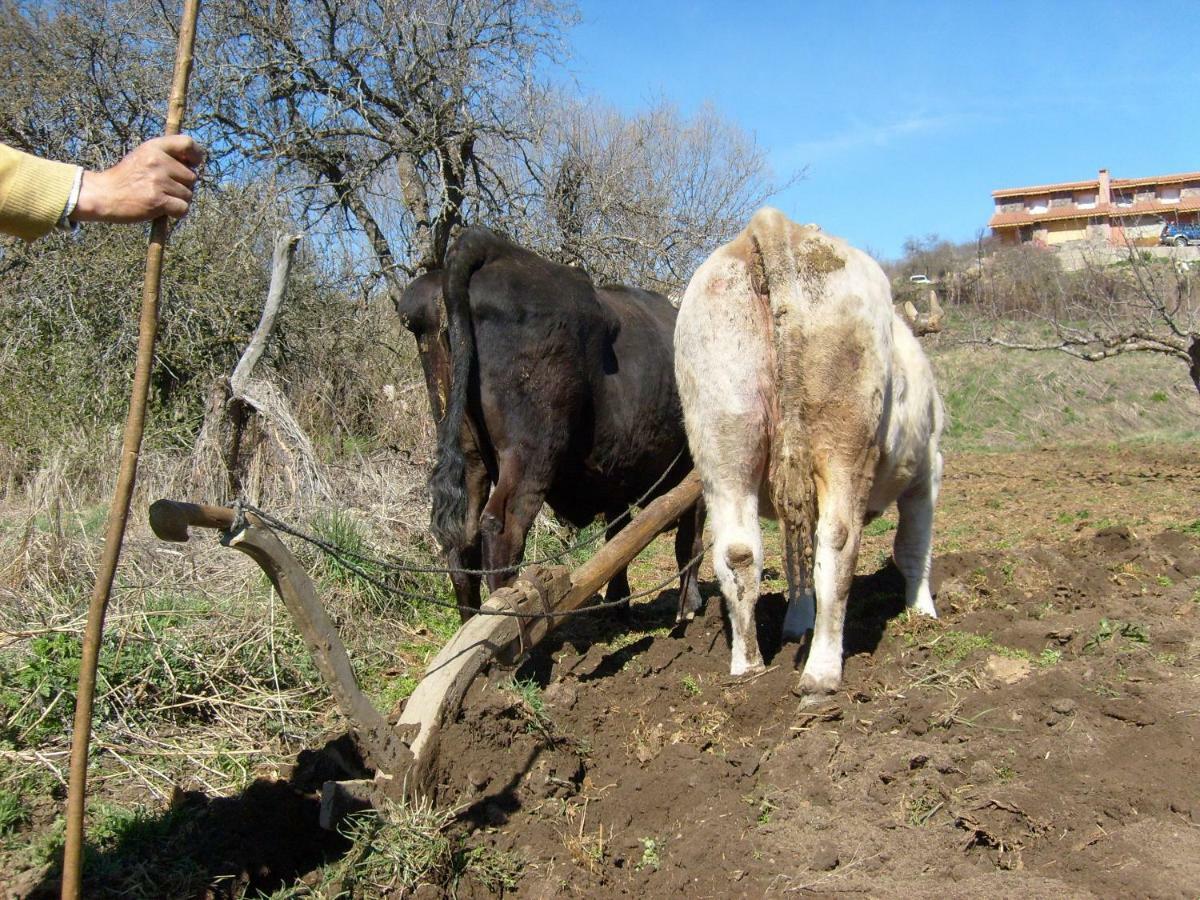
{"left": 926, "top": 629, "right": 994, "bottom": 664}
{"left": 0, "top": 790, "right": 28, "bottom": 836}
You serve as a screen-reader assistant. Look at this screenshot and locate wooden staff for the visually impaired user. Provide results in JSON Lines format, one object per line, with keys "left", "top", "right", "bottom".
{"left": 61, "top": 1, "right": 202, "bottom": 895}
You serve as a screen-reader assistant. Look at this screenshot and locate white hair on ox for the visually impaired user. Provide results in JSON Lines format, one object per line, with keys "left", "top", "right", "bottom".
{"left": 674, "top": 207, "right": 943, "bottom": 692}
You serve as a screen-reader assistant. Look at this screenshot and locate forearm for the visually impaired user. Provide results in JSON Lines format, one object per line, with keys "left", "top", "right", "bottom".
{"left": 0, "top": 144, "right": 80, "bottom": 241}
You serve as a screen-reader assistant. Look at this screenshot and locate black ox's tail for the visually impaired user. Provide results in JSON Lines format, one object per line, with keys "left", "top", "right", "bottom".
{"left": 429, "top": 227, "right": 492, "bottom": 549}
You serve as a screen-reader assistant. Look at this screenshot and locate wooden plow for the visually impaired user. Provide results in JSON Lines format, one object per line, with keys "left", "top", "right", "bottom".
{"left": 148, "top": 472, "right": 701, "bottom": 826}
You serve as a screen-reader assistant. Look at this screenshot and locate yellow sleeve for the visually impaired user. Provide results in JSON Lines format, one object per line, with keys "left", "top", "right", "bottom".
{"left": 0, "top": 143, "right": 80, "bottom": 241}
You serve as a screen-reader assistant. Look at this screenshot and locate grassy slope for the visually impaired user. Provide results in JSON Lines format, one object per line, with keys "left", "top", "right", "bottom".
{"left": 930, "top": 334, "right": 1199, "bottom": 452}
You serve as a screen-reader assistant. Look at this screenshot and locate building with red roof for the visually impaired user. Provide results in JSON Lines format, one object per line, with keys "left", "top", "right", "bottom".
{"left": 988, "top": 169, "right": 1200, "bottom": 246}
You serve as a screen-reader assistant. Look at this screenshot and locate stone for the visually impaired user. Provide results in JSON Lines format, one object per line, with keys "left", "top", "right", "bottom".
{"left": 543, "top": 680, "right": 578, "bottom": 710}
{"left": 985, "top": 654, "right": 1032, "bottom": 685}
{"left": 1050, "top": 697, "right": 1077, "bottom": 716}
{"left": 811, "top": 846, "right": 840, "bottom": 871}
{"left": 970, "top": 760, "right": 994, "bottom": 781}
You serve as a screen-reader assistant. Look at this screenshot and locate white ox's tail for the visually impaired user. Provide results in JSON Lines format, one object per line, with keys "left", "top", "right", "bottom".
{"left": 745, "top": 207, "right": 820, "bottom": 582}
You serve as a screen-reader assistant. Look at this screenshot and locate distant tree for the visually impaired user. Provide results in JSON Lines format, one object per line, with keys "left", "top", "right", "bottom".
{"left": 509, "top": 94, "right": 785, "bottom": 294}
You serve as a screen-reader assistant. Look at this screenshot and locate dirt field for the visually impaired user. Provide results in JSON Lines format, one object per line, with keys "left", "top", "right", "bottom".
{"left": 424, "top": 442, "right": 1200, "bottom": 898}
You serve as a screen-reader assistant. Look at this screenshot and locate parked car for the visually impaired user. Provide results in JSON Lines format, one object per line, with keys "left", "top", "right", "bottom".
{"left": 909, "top": 274, "right": 932, "bottom": 284}
{"left": 1160, "top": 223, "right": 1200, "bottom": 246}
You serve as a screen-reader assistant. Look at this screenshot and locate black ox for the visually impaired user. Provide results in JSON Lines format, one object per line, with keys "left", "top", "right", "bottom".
{"left": 397, "top": 226, "right": 704, "bottom": 619}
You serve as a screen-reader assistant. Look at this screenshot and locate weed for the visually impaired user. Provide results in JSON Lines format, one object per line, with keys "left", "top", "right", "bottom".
{"left": 681, "top": 675, "right": 701, "bottom": 697}
{"left": 460, "top": 846, "right": 523, "bottom": 893}
{"left": 0, "top": 789, "right": 28, "bottom": 836}
{"left": 327, "top": 800, "right": 458, "bottom": 894}
{"left": 1155, "top": 575, "right": 1173, "bottom": 587}
{"left": 1150, "top": 390, "right": 1169, "bottom": 403}
{"left": 1031, "top": 600, "right": 1055, "bottom": 620}
{"left": 996, "top": 765, "right": 1015, "bottom": 782}
{"left": 864, "top": 517, "right": 896, "bottom": 537}
{"left": 562, "top": 806, "right": 607, "bottom": 874}
{"left": 637, "top": 837, "right": 663, "bottom": 871}
{"left": 904, "top": 790, "right": 944, "bottom": 827}
{"left": 1056, "top": 509, "right": 1090, "bottom": 525}
{"left": 756, "top": 796, "right": 777, "bottom": 825}
{"left": 369, "top": 672, "right": 421, "bottom": 712}
{"left": 993, "top": 644, "right": 1033, "bottom": 662}
{"left": 1037, "top": 648, "right": 1063, "bottom": 667}
{"left": 308, "top": 509, "right": 389, "bottom": 608}
{"left": 78, "top": 803, "right": 208, "bottom": 897}
{"left": 1173, "top": 519, "right": 1200, "bottom": 536}
{"left": 1083, "top": 619, "right": 1149, "bottom": 653}
{"left": 502, "top": 677, "right": 552, "bottom": 736}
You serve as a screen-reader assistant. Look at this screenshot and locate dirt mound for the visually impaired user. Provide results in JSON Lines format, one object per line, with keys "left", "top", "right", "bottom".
{"left": 430, "top": 526, "right": 1200, "bottom": 897}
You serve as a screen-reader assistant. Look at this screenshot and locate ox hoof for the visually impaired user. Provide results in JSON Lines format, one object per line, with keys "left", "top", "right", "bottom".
{"left": 729, "top": 659, "right": 766, "bottom": 678}
{"left": 907, "top": 599, "right": 938, "bottom": 619}
{"left": 795, "top": 670, "right": 840, "bottom": 696}
{"left": 905, "top": 587, "right": 938, "bottom": 619}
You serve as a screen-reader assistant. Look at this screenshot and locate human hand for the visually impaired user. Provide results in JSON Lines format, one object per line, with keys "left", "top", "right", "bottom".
{"left": 72, "top": 135, "right": 206, "bottom": 224}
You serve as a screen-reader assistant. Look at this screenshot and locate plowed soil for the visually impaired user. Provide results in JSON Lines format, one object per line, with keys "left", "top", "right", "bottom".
{"left": 428, "top": 444, "right": 1200, "bottom": 898}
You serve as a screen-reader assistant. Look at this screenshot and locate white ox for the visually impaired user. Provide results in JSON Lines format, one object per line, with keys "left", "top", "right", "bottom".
{"left": 674, "top": 208, "right": 944, "bottom": 693}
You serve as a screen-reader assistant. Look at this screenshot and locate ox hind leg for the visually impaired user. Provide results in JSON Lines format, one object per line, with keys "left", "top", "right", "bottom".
{"left": 675, "top": 498, "right": 707, "bottom": 623}
{"left": 480, "top": 453, "right": 547, "bottom": 593}
{"left": 798, "top": 455, "right": 875, "bottom": 696}
{"left": 710, "top": 485, "right": 764, "bottom": 675}
{"left": 893, "top": 450, "right": 942, "bottom": 618}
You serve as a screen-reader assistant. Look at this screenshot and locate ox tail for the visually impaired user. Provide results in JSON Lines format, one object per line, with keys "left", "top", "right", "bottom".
{"left": 746, "top": 207, "right": 819, "bottom": 585}
{"left": 429, "top": 227, "right": 490, "bottom": 549}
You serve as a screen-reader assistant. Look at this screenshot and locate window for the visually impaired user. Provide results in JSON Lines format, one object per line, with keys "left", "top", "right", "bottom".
{"left": 1160, "top": 186, "right": 1181, "bottom": 203}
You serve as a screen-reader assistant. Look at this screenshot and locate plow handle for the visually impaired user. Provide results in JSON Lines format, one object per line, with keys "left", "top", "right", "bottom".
{"left": 148, "top": 499, "right": 238, "bottom": 542}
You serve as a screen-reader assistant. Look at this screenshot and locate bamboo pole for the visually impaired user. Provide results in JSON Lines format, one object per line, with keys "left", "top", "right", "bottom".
{"left": 61, "top": 2, "right": 201, "bottom": 895}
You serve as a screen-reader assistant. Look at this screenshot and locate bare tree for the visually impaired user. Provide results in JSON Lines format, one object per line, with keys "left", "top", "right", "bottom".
{"left": 204, "top": 0, "right": 574, "bottom": 298}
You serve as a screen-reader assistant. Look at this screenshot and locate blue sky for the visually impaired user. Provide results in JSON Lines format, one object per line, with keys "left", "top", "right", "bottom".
{"left": 566, "top": 1, "right": 1199, "bottom": 260}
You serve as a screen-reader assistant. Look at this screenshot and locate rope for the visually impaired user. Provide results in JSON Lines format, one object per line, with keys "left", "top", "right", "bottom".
{"left": 248, "top": 517, "right": 708, "bottom": 619}
{"left": 239, "top": 447, "right": 688, "bottom": 578}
